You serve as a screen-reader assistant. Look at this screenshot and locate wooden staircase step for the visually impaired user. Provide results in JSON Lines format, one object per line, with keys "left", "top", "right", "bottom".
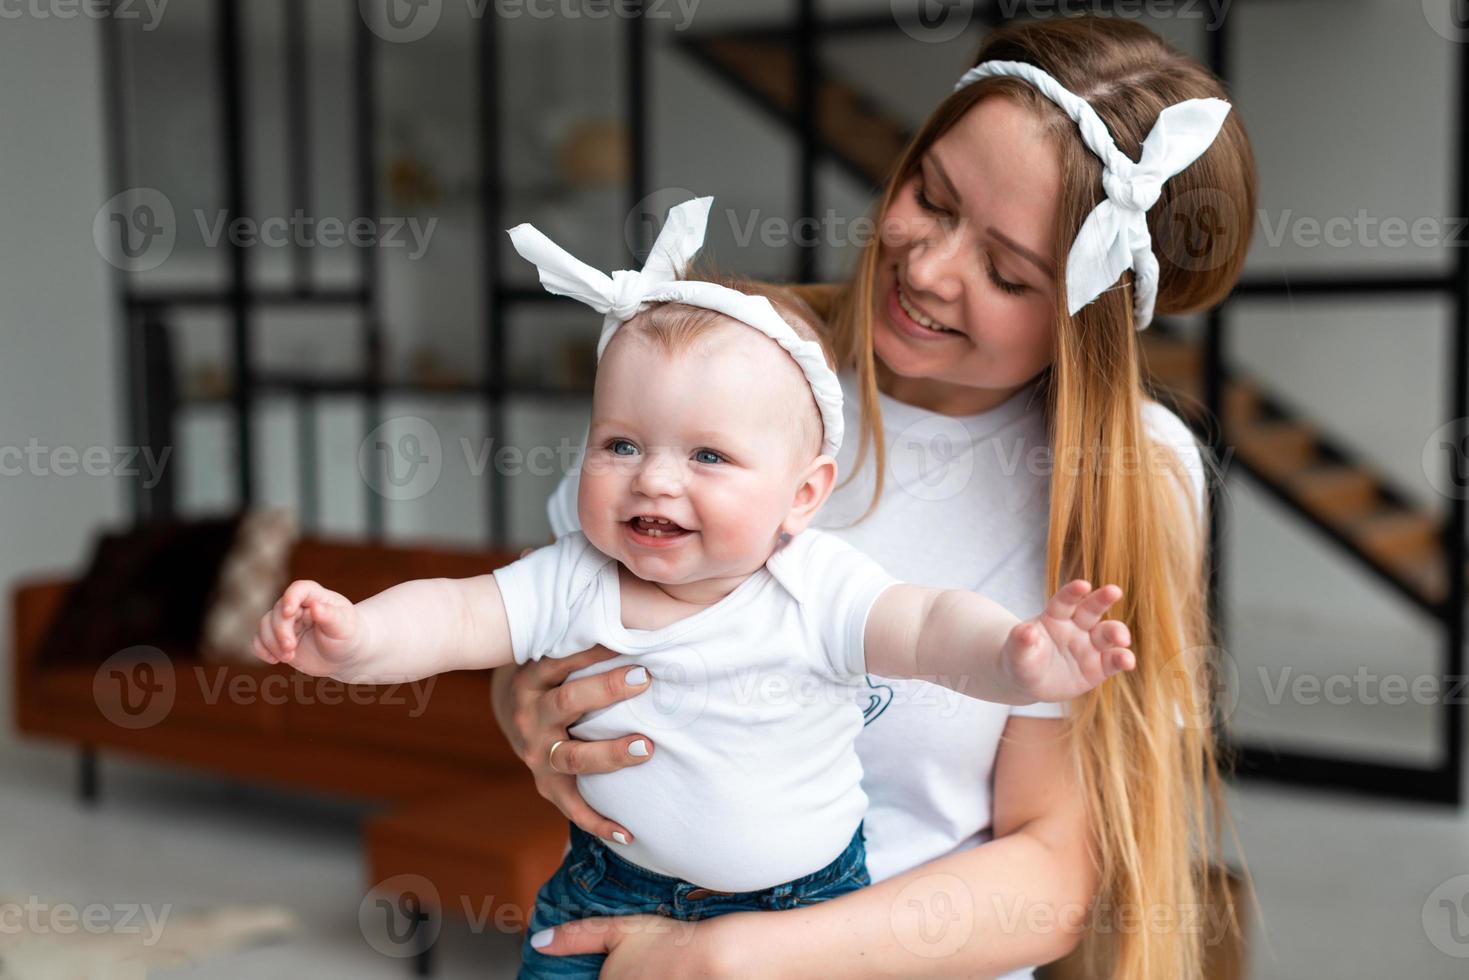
{"left": 1286, "top": 465, "right": 1379, "bottom": 523}
{"left": 1141, "top": 336, "right": 1202, "bottom": 385}
{"left": 694, "top": 38, "right": 907, "bottom": 185}
{"left": 1223, "top": 380, "right": 1260, "bottom": 426}
{"left": 1345, "top": 508, "right": 1442, "bottom": 565}
{"left": 1232, "top": 420, "right": 1318, "bottom": 479}
{"left": 1384, "top": 551, "right": 1451, "bottom": 605}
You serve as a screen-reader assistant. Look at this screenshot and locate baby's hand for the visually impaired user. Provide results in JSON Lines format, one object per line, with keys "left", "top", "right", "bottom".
{"left": 252, "top": 579, "right": 364, "bottom": 677}
{"left": 1003, "top": 580, "right": 1134, "bottom": 704}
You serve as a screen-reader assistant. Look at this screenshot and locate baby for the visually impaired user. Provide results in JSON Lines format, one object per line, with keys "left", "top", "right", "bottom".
{"left": 251, "top": 199, "right": 1134, "bottom": 979}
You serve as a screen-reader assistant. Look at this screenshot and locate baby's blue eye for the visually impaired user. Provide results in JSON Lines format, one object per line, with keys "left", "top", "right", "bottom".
{"left": 609, "top": 439, "right": 638, "bottom": 456}
{"left": 693, "top": 449, "right": 724, "bottom": 465}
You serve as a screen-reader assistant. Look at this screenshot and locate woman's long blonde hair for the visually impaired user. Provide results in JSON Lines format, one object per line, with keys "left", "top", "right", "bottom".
{"left": 810, "top": 16, "right": 1258, "bottom": 978}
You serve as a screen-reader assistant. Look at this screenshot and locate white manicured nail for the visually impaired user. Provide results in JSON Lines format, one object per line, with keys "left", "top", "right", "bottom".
{"left": 530, "top": 928, "right": 554, "bottom": 949}
{"left": 626, "top": 666, "right": 648, "bottom": 686}
{"left": 628, "top": 739, "right": 649, "bottom": 757}
{"left": 612, "top": 831, "right": 629, "bottom": 845}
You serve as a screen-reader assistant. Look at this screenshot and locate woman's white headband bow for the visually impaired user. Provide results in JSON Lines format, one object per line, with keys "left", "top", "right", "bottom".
{"left": 955, "top": 60, "right": 1231, "bottom": 330}
{"left": 506, "top": 196, "right": 845, "bottom": 456}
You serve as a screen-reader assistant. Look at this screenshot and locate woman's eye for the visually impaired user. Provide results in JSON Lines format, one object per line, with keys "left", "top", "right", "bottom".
{"left": 608, "top": 439, "right": 638, "bottom": 456}
{"left": 693, "top": 449, "right": 724, "bottom": 465}
{"left": 986, "top": 258, "right": 1027, "bottom": 296}
{"left": 914, "top": 181, "right": 947, "bottom": 216}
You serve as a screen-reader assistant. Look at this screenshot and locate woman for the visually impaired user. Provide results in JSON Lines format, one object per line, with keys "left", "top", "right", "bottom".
{"left": 492, "top": 16, "right": 1257, "bottom": 978}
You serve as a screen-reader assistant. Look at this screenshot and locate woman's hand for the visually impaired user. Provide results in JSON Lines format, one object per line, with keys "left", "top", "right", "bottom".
{"left": 491, "top": 624, "right": 655, "bottom": 844}
{"left": 530, "top": 911, "right": 752, "bottom": 980}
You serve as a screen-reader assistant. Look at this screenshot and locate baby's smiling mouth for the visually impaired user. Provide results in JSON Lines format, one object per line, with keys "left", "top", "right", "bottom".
{"left": 627, "top": 515, "right": 692, "bottom": 538}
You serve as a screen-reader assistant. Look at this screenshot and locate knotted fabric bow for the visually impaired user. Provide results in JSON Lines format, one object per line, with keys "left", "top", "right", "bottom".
{"left": 507, "top": 196, "right": 845, "bottom": 456}
{"left": 955, "top": 60, "right": 1232, "bottom": 329}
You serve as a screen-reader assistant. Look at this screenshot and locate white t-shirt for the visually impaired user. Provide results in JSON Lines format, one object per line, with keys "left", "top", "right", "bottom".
{"left": 493, "top": 527, "right": 900, "bottom": 893}
{"left": 547, "top": 370, "right": 1206, "bottom": 979}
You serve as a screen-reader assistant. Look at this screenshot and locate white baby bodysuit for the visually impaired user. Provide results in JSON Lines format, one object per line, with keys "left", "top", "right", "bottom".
{"left": 492, "top": 527, "right": 900, "bottom": 893}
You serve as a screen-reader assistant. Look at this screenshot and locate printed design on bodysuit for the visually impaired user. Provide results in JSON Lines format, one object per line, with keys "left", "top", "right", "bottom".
{"left": 860, "top": 675, "right": 895, "bottom": 726}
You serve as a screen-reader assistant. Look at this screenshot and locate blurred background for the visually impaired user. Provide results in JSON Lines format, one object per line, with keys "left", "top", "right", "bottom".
{"left": 3, "top": 0, "right": 1469, "bottom": 977}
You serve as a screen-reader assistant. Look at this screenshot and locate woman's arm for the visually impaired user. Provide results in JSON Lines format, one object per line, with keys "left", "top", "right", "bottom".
{"left": 534, "top": 716, "right": 1096, "bottom": 979}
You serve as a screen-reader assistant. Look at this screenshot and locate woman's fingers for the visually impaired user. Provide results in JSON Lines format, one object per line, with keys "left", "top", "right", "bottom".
{"left": 544, "top": 734, "right": 654, "bottom": 777}
{"left": 544, "top": 664, "right": 653, "bottom": 726}
{"left": 521, "top": 644, "right": 624, "bottom": 694}
{"left": 554, "top": 788, "right": 636, "bottom": 845}
{"left": 530, "top": 915, "right": 658, "bottom": 958}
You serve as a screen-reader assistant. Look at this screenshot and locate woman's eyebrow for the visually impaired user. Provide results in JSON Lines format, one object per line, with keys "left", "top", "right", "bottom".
{"left": 926, "top": 151, "right": 964, "bottom": 205}
{"left": 929, "top": 151, "right": 1054, "bottom": 280}
{"left": 987, "top": 227, "right": 1055, "bottom": 279}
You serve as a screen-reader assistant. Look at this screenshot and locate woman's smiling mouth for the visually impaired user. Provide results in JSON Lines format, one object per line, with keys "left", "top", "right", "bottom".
{"left": 890, "top": 276, "right": 964, "bottom": 340}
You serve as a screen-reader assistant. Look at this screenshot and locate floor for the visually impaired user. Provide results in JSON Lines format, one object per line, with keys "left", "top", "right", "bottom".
{"left": 0, "top": 732, "right": 1463, "bottom": 979}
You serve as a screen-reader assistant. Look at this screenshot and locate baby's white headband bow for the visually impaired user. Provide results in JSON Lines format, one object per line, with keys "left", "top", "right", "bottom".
{"left": 506, "top": 196, "right": 845, "bottom": 456}
{"left": 955, "top": 60, "right": 1232, "bottom": 330}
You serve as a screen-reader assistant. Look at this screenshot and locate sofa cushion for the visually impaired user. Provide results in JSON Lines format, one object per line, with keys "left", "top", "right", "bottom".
{"left": 200, "top": 509, "right": 300, "bottom": 665}
{"left": 36, "top": 516, "right": 242, "bottom": 669}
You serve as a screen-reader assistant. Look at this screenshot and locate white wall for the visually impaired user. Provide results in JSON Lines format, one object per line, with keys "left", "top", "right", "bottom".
{"left": 0, "top": 15, "right": 121, "bottom": 748}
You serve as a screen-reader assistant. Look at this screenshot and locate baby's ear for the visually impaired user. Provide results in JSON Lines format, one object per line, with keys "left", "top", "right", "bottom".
{"left": 780, "top": 455, "right": 838, "bottom": 537}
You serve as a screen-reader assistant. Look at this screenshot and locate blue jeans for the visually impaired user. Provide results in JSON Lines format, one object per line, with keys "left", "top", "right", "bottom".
{"left": 517, "top": 821, "right": 870, "bottom": 979}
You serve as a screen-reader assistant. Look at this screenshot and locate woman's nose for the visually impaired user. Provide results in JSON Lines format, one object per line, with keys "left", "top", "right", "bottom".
{"left": 906, "top": 237, "right": 965, "bottom": 304}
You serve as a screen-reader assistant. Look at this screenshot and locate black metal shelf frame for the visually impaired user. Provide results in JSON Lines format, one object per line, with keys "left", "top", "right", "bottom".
{"left": 1199, "top": 16, "right": 1468, "bottom": 805}
{"left": 103, "top": 0, "right": 653, "bottom": 544}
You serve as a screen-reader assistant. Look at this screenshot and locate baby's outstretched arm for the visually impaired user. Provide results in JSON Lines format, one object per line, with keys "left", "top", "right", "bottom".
{"left": 864, "top": 580, "right": 1134, "bottom": 705}
{"left": 252, "top": 574, "right": 514, "bottom": 684}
